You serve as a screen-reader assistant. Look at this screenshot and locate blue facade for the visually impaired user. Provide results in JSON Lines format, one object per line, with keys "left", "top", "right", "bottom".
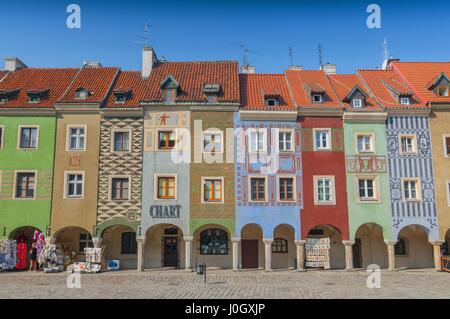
{"left": 234, "top": 113, "right": 303, "bottom": 240}
{"left": 386, "top": 116, "right": 439, "bottom": 240}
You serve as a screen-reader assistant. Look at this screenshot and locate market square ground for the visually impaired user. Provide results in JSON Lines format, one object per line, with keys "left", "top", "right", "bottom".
{"left": 0, "top": 268, "right": 449, "bottom": 299}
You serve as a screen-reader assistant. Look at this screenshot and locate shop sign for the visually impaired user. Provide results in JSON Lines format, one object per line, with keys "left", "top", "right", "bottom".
{"left": 150, "top": 205, "right": 182, "bottom": 218}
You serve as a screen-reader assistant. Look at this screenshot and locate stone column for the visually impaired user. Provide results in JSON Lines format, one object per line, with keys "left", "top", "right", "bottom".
{"left": 184, "top": 236, "right": 193, "bottom": 271}
{"left": 295, "top": 240, "right": 306, "bottom": 271}
{"left": 342, "top": 240, "right": 355, "bottom": 271}
{"left": 92, "top": 237, "right": 103, "bottom": 248}
{"left": 231, "top": 237, "right": 240, "bottom": 271}
{"left": 136, "top": 237, "right": 145, "bottom": 272}
{"left": 46, "top": 237, "right": 56, "bottom": 245}
{"left": 263, "top": 238, "right": 273, "bottom": 271}
{"left": 385, "top": 240, "right": 397, "bottom": 271}
{"left": 430, "top": 240, "right": 445, "bottom": 271}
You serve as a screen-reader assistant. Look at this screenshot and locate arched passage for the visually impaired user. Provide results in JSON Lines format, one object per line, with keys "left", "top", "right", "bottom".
{"left": 272, "top": 224, "right": 296, "bottom": 269}
{"left": 240, "top": 224, "right": 263, "bottom": 269}
{"left": 395, "top": 224, "right": 433, "bottom": 269}
{"left": 305, "top": 224, "right": 345, "bottom": 270}
{"left": 144, "top": 224, "right": 184, "bottom": 269}
{"left": 354, "top": 223, "right": 388, "bottom": 269}
{"left": 54, "top": 226, "right": 93, "bottom": 267}
{"left": 9, "top": 226, "right": 43, "bottom": 270}
{"left": 193, "top": 224, "right": 232, "bottom": 269}
{"left": 101, "top": 225, "right": 137, "bottom": 270}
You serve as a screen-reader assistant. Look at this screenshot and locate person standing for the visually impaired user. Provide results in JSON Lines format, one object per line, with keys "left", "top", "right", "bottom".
{"left": 29, "top": 243, "right": 38, "bottom": 271}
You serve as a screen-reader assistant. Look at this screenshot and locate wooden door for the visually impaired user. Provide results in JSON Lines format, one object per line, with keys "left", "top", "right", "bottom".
{"left": 242, "top": 240, "right": 259, "bottom": 269}
{"left": 163, "top": 237, "right": 178, "bottom": 267}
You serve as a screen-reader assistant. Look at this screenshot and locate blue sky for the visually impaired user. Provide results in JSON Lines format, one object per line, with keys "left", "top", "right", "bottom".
{"left": 1, "top": 0, "right": 448, "bottom": 73}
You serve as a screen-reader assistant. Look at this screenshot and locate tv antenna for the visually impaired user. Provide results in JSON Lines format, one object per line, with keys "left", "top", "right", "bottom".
{"left": 288, "top": 47, "right": 293, "bottom": 65}
{"left": 230, "top": 42, "right": 258, "bottom": 66}
{"left": 318, "top": 44, "right": 323, "bottom": 66}
{"left": 134, "top": 23, "right": 162, "bottom": 48}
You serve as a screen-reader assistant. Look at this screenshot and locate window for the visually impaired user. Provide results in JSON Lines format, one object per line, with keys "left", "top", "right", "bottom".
{"left": 352, "top": 99, "right": 363, "bottom": 108}
{"left": 158, "top": 131, "right": 175, "bottom": 150}
{"left": 157, "top": 176, "right": 176, "bottom": 199}
{"left": 0, "top": 126, "right": 3, "bottom": 149}
{"left": 272, "top": 238, "right": 288, "bottom": 253}
{"left": 249, "top": 129, "right": 266, "bottom": 153}
{"left": 400, "top": 135, "right": 417, "bottom": 154}
{"left": 265, "top": 98, "right": 280, "bottom": 106}
{"left": 357, "top": 134, "right": 373, "bottom": 153}
{"left": 28, "top": 95, "right": 40, "bottom": 103}
{"left": 121, "top": 232, "right": 137, "bottom": 254}
{"left": 76, "top": 89, "right": 90, "bottom": 99}
{"left": 164, "top": 89, "right": 176, "bottom": 103}
{"left": 443, "top": 136, "right": 450, "bottom": 158}
{"left": 66, "top": 173, "right": 83, "bottom": 198}
{"left": 203, "top": 178, "right": 223, "bottom": 202}
{"left": 250, "top": 177, "right": 266, "bottom": 202}
{"left": 19, "top": 127, "right": 38, "bottom": 149}
{"left": 113, "top": 131, "right": 130, "bottom": 152}
{"left": 358, "top": 178, "right": 377, "bottom": 201}
{"left": 15, "top": 172, "right": 35, "bottom": 199}
{"left": 403, "top": 178, "right": 421, "bottom": 201}
{"left": 438, "top": 86, "right": 449, "bottom": 97}
{"left": 279, "top": 177, "right": 295, "bottom": 201}
{"left": 0, "top": 96, "right": 6, "bottom": 104}
{"left": 312, "top": 94, "right": 322, "bottom": 103}
{"left": 111, "top": 177, "right": 129, "bottom": 200}
{"left": 314, "top": 129, "right": 331, "bottom": 150}
{"left": 115, "top": 95, "right": 127, "bottom": 104}
{"left": 400, "top": 97, "right": 410, "bottom": 105}
{"left": 203, "top": 130, "right": 223, "bottom": 153}
{"left": 200, "top": 229, "right": 228, "bottom": 255}
{"left": 68, "top": 127, "right": 85, "bottom": 151}
{"left": 79, "top": 233, "right": 93, "bottom": 253}
{"left": 279, "top": 131, "right": 293, "bottom": 152}
{"left": 314, "top": 176, "right": 335, "bottom": 205}
{"left": 395, "top": 238, "right": 407, "bottom": 256}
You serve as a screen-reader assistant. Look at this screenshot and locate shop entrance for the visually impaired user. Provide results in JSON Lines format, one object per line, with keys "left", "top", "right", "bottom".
{"left": 352, "top": 238, "right": 362, "bottom": 268}
{"left": 163, "top": 236, "right": 178, "bottom": 267}
{"left": 241, "top": 240, "right": 259, "bottom": 269}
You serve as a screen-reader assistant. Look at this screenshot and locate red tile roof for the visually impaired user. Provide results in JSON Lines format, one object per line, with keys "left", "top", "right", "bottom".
{"left": 239, "top": 74, "right": 294, "bottom": 110}
{"left": 141, "top": 61, "right": 239, "bottom": 103}
{"left": 58, "top": 66, "right": 119, "bottom": 104}
{"left": 390, "top": 61, "right": 450, "bottom": 104}
{"left": 285, "top": 70, "right": 341, "bottom": 108}
{"left": 0, "top": 71, "right": 9, "bottom": 82}
{"left": 358, "top": 69, "right": 426, "bottom": 109}
{"left": 104, "top": 71, "right": 148, "bottom": 108}
{"left": 0, "top": 68, "right": 79, "bottom": 108}
{"left": 328, "top": 74, "right": 381, "bottom": 111}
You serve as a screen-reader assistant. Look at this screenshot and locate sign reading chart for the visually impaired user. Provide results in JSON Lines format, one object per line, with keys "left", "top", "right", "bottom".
{"left": 305, "top": 237, "right": 331, "bottom": 269}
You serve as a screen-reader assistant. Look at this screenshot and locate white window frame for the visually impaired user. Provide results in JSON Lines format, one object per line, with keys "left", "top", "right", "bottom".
{"left": 401, "top": 178, "right": 422, "bottom": 202}
{"left": 313, "top": 176, "right": 335, "bottom": 205}
{"left": 17, "top": 125, "right": 39, "bottom": 150}
{"left": 13, "top": 170, "right": 37, "bottom": 200}
{"left": 313, "top": 128, "right": 332, "bottom": 151}
{"left": 63, "top": 171, "right": 85, "bottom": 199}
{"left": 109, "top": 175, "right": 131, "bottom": 201}
{"left": 400, "top": 97, "right": 410, "bottom": 105}
{"left": 277, "top": 175, "right": 297, "bottom": 202}
{"left": 153, "top": 173, "right": 178, "bottom": 201}
{"left": 248, "top": 128, "right": 267, "bottom": 153}
{"left": 265, "top": 98, "right": 280, "bottom": 106}
{"left": 356, "top": 175, "right": 380, "bottom": 203}
{"left": 442, "top": 134, "right": 450, "bottom": 158}
{"left": 278, "top": 129, "right": 294, "bottom": 152}
{"left": 399, "top": 134, "right": 417, "bottom": 155}
{"left": 201, "top": 176, "right": 224, "bottom": 204}
{"left": 111, "top": 128, "right": 132, "bottom": 153}
{"left": 312, "top": 94, "right": 323, "bottom": 103}
{"left": 202, "top": 129, "right": 224, "bottom": 154}
{"left": 352, "top": 99, "right": 363, "bottom": 108}
{"left": 248, "top": 175, "right": 269, "bottom": 203}
{"left": 66, "top": 125, "right": 87, "bottom": 151}
{"left": 0, "top": 125, "right": 4, "bottom": 150}
{"left": 356, "top": 133, "right": 375, "bottom": 154}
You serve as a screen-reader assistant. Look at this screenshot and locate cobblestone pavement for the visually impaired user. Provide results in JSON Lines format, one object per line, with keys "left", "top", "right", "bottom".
{"left": 0, "top": 268, "right": 449, "bottom": 299}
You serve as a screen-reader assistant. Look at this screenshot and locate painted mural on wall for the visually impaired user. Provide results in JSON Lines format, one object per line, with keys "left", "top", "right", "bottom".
{"left": 386, "top": 116, "right": 439, "bottom": 240}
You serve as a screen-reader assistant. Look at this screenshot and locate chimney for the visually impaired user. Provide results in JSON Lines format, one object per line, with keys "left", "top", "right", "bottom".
{"left": 241, "top": 65, "right": 256, "bottom": 74}
{"left": 288, "top": 65, "right": 304, "bottom": 71}
{"left": 142, "top": 47, "right": 158, "bottom": 78}
{"left": 320, "top": 63, "right": 336, "bottom": 75}
{"left": 4, "top": 57, "right": 27, "bottom": 72}
{"left": 83, "top": 61, "right": 102, "bottom": 68}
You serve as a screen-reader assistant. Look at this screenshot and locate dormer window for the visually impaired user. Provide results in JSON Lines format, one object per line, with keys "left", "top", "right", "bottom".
{"left": 438, "top": 86, "right": 450, "bottom": 97}
{"left": 0, "top": 89, "right": 19, "bottom": 104}
{"left": 27, "top": 89, "right": 48, "bottom": 104}
{"left": 204, "top": 84, "right": 221, "bottom": 103}
{"left": 352, "top": 99, "right": 363, "bottom": 108}
{"left": 160, "top": 75, "right": 179, "bottom": 104}
{"left": 312, "top": 94, "right": 323, "bottom": 103}
{"left": 163, "top": 88, "right": 176, "bottom": 104}
{"left": 116, "top": 95, "right": 127, "bottom": 103}
{"left": 400, "top": 96, "right": 410, "bottom": 105}
{"left": 75, "top": 88, "right": 90, "bottom": 100}
{"left": 265, "top": 98, "right": 280, "bottom": 106}
{"left": 28, "top": 95, "right": 40, "bottom": 103}
{"left": 0, "top": 96, "right": 7, "bottom": 104}
{"left": 113, "top": 89, "right": 132, "bottom": 104}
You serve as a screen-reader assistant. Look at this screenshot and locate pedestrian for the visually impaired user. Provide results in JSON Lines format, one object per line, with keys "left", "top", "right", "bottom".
{"left": 29, "top": 242, "right": 38, "bottom": 271}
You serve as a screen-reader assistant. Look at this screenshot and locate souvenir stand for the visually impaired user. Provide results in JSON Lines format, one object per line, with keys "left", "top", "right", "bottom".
{"left": 68, "top": 247, "right": 103, "bottom": 273}
{"left": 0, "top": 240, "right": 17, "bottom": 271}
{"left": 38, "top": 244, "right": 64, "bottom": 273}
{"left": 305, "top": 237, "right": 331, "bottom": 270}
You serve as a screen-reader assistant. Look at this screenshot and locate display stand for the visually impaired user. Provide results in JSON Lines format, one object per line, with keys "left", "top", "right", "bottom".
{"left": 68, "top": 247, "right": 103, "bottom": 273}
{"left": 305, "top": 237, "right": 331, "bottom": 269}
{"left": 0, "top": 240, "right": 17, "bottom": 271}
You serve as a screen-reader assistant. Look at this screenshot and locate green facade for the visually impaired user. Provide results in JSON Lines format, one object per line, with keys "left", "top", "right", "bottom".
{"left": 343, "top": 121, "right": 393, "bottom": 240}
{"left": 0, "top": 115, "right": 55, "bottom": 238}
